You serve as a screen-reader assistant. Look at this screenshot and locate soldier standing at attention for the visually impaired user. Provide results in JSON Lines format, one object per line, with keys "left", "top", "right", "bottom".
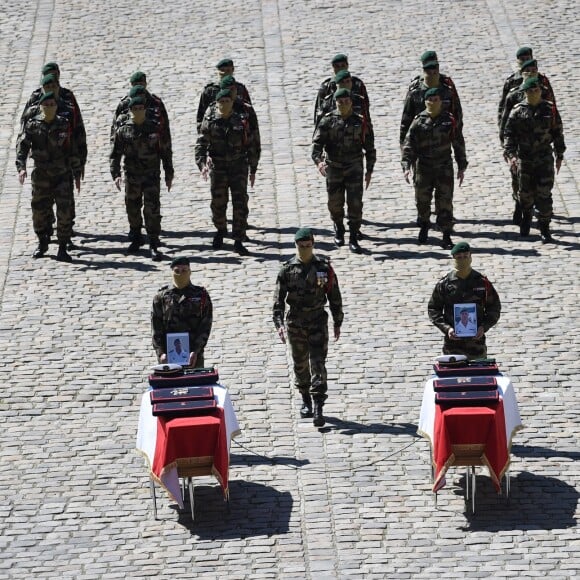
{"left": 16, "top": 92, "right": 81, "bottom": 262}
{"left": 402, "top": 87, "right": 467, "bottom": 249}
{"left": 195, "top": 89, "right": 261, "bottom": 256}
{"left": 312, "top": 88, "right": 376, "bottom": 253}
{"left": 400, "top": 51, "right": 462, "bottom": 147}
{"left": 428, "top": 242, "right": 501, "bottom": 360}
{"left": 273, "top": 228, "right": 343, "bottom": 428}
{"left": 110, "top": 95, "right": 174, "bottom": 260}
{"left": 152, "top": 257, "right": 213, "bottom": 367}
{"left": 314, "top": 53, "right": 369, "bottom": 125}
{"left": 197, "top": 58, "right": 252, "bottom": 133}
{"left": 503, "top": 77, "right": 565, "bottom": 243}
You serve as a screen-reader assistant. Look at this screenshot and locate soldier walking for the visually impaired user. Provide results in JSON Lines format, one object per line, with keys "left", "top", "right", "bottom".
{"left": 195, "top": 89, "right": 261, "bottom": 256}
{"left": 312, "top": 88, "right": 375, "bottom": 253}
{"left": 16, "top": 92, "right": 81, "bottom": 262}
{"left": 401, "top": 87, "right": 467, "bottom": 249}
{"left": 273, "top": 228, "right": 343, "bottom": 427}
{"left": 110, "top": 95, "right": 174, "bottom": 260}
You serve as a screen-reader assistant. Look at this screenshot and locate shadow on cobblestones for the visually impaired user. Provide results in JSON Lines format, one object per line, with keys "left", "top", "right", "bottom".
{"left": 322, "top": 417, "right": 419, "bottom": 437}
{"left": 511, "top": 444, "right": 580, "bottom": 461}
{"left": 230, "top": 451, "right": 310, "bottom": 468}
{"left": 175, "top": 481, "right": 293, "bottom": 539}
{"left": 456, "top": 471, "right": 578, "bottom": 531}
{"left": 373, "top": 249, "right": 450, "bottom": 261}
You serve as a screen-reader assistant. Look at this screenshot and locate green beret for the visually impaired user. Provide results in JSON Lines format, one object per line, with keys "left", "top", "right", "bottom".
{"left": 516, "top": 46, "right": 533, "bottom": 59}
{"left": 130, "top": 71, "right": 146, "bottom": 84}
{"left": 295, "top": 227, "right": 314, "bottom": 242}
{"left": 450, "top": 241, "right": 471, "bottom": 255}
{"left": 216, "top": 88, "right": 232, "bottom": 100}
{"left": 422, "top": 60, "right": 439, "bottom": 69}
{"left": 170, "top": 256, "right": 190, "bottom": 268}
{"left": 519, "top": 58, "right": 537, "bottom": 72}
{"left": 39, "top": 92, "right": 56, "bottom": 104}
{"left": 41, "top": 73, "right": 58, "bottom": 86}
{"left": 219, "top": 75, "right": 236, "bottom": 88}
{"left": 216, "top": 58, "right": 234, "bottom": 69}
{"left": 129, "top": 96, "right": 146, "bottom": 107}
{"left": 334, "top": 70, "right": 351, "bottom": 83}
{"left": 420, "top": 50, "right": 437, "bottom": 64}
{"left": 424, "top": 87, "right": 440, "bottom": 99}
{"left": 334, "top": 87, "right": 352, "bottom": 100}
{"left": 129, "top": 85, "right": 147, "bottom": 98}
{"left": 332, "top": 53, "right": 348, "bottom": 65}
{"left": 521, "top": 77, "right": 540, "bottom": 91}
{"left": 41, "top": 62, "right": 59, "bottom": 75}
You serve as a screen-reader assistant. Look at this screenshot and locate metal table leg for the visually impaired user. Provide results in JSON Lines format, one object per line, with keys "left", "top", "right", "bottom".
{"left": 149, "top": 478, "right": 158, "bottom": 520}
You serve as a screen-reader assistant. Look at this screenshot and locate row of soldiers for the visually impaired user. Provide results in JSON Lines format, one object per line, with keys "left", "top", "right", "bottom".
{"left": 15, "top": 48, "right": 566, "bottom": 262}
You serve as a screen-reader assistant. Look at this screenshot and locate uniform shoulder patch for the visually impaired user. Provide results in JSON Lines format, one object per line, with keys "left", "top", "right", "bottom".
{"left": 158, "top": 284, "right": 170, "bottom": 292}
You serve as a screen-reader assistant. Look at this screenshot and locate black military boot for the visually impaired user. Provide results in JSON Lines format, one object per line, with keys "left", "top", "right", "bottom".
{"left": 441, "top": 232, "right": 454, "bottom": 250}
{"left": 512, "top": 200, "right": 523, "bottom": 226}
{"left": 234, "top": 240, "right": 249, "bottom": 256}
{"left": 127, "top": 228, "right": 143, "bottom": 253}
{"left": 312, "top": 400, "right": 325, "bottom": 427}
{"left": 56, "top": 243, "right": 72, "bottom": 263}
{"left": 418, "top": 223, "right": 429, "bottom": 244}
{"left": 520, "top": 211, "right": 532, "bottom": 237}
{"left": 333, "top": 221, "right": 345, "bottom": 247}
{"left": 540, "top": 223, "right": 554, "bottom": 243}
{"left": 32, "top": 236, "right": 50, "bottom": 259}
{"left": 300, "top": 393, "right": 313, "bottom": 418}
{"left": 212, "top": 230, "right": 225, "bottom": 249}
{"left": 149, "top": 237, "right": 163, "bottom": 261}
{"left": 348, "top": 228, "right": 362, "bottom": 253}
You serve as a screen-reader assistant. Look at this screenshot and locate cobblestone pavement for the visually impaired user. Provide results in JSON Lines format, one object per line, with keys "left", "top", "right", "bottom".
{"left": 0, "top": 0, "right": 578, "bottom": 578}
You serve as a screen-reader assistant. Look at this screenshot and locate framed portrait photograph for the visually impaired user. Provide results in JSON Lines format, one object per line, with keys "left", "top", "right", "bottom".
{"left": 453, "top": 303, "right": 478, "bottom": 338}
{"left": 166, "top": 332, "right": 190, "bottom": 365}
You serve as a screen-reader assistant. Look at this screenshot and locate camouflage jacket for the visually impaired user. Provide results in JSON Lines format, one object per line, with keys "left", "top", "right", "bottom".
{"left": 312, "top": 111, "right": 376, "bottom": 172}
{"left": 498, "top": 71, "right": 554, "bottom": 127}
{"left": 111, "top": 90, "right": 171, "bottom": 147}
{"left": 428, "top": 269, "right": 501, "bottom": 336}
{"left": 401, "top": 110, "right": 467, "bottom": 171}
{"left": 314, "top": 75, "right": 368, "bottom": 124}
{"left": 196, "top": 81, "right": 252, "bottom": 133}
{"left": 273, "top": 255, "right": 343, "bottom": 328}
{"left": 400, "top": 76, "right": 462, "bottom": 145}
{"left": 195, "top": 107, "right": 261, "bottom": 173}
{"left": 499, "top": 80, "right": 557, "bottom": 142}
{"left": 503, "top": 100, "right": 566, "bottom": 162}
{"left": 151, "top": 283, "right": 213, "bottom": 358}
{"left": 315, "top": 91, "right": 372, "bottom": 129}
{"left": 16, "top": 114, "right": 81, "bottom": 177}
{"left": 109, "top": 117, "right": 174, "bottom": 179}
{"left": 20, "top": 87, "right": 87, "bottom": 167}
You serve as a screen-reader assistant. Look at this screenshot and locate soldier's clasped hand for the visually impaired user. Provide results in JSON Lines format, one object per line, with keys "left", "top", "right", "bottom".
{"left": 201, "top": 164, "right": 209, "bottom": 181}
{"left": 317, "top": 161, "right": 327, "bottom": 177}
{"left": 18, "top": 170, "right": 27, "bottom": 185}
{"left": 277, "top": 326, "right": 286, "bottom": 344}
{"left": 114, "top": 176, "right": 122, "bottom": 191}
{"left": 403, "top": 170, "right": 411, "bottom": 184}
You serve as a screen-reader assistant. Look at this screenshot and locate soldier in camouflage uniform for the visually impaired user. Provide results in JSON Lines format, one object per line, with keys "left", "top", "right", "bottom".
{"left": 197, "top": 58, "right": 252, "bottom": 134}
{"left": 16, "top": 92, "right": 81, "bottom": 262}
{"left": 195, "top": 89, "right": 261, "bottom": 256}
{"left": 402, "top": 87, "right": 467, "bottom": 249}
{"left": 312, "top": 88, "right": 376, "bottom": 253}
{"left": 503, "top": 77, "right": 565, "bottom": 243}
{"left": 111, "top": 72, "right": 171, "bottom": 146}
{"left": 216, "top": 75, "right": 260, "bottom": 132}
{"left": 152, "top": 257, "right": 213, "bottom": 367}
{"left": 110, "top": 95, "right": 174, "bottom": 260}
{"left": 20, "top": 64, "right": 87, "bottom": 242}
{"left": 400, "top": 51, "right": 462, "bottom": 147}
{"left": 499, "top": 59, "right": 557, "bottom": 225}
{"left": 315, "top": 69, "right": 371, "bottom": 129}
{"left": 314, "top": 53, "right": 369, "bottom": 125}
{"left": 273, "top": 228, "right": 343, "bottom": 427}
{"left": 428, "top": 241, "right": 501, "bottom": 359}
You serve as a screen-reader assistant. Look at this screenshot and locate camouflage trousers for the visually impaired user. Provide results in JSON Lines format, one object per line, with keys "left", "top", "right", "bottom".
{"left": 414, "top": 160, "right": 454, "bottom": 232}
{"left": 443, "top": 335, "right": 487, "bottom": 359}
{"left": 210, "top": 161, "right": 249, "bottom": 241}
{"left": 326, "top": 161, "right": 364, "bottom": 231}
{"left": 286, "top": 312, "right": 329, "bottom": 402}
{"left": 30, "top": 168, "right": 74, "bottom": 243}
{"left": 509, "top": 163, "right": 519, "bottom": 202}
{"left": 124, "top": 171, "right": 162, "bottom": 237}
{"left": 518, "top": 159, "right": 554, "bottom": 225}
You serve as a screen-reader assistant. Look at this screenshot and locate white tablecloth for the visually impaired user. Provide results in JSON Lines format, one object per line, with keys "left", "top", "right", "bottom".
{"left": 136, "top": 383, "right": 241, "bottom": 508}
